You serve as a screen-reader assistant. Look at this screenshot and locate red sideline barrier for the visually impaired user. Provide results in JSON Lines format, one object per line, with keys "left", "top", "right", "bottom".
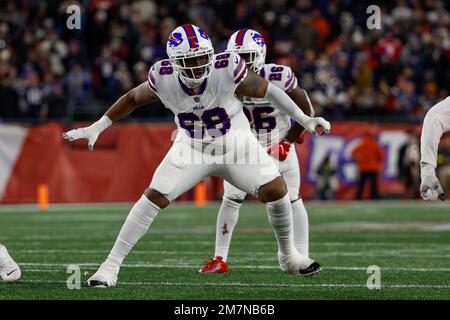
{"left": 1, "top": 122, "right": 422, "bottom": 203}
{"left": 296, "top": 122, "right": 419, "bottom": 200}
{"left": 2, "top": 123, "right": 175, "bottom": 203}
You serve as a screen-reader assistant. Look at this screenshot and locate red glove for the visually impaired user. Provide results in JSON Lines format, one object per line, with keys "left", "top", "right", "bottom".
{"left": 267, "top": 139, "right": 291, "bottom": 161}
{"left": 295, "top": 135, "right": 305, "bottom": 144}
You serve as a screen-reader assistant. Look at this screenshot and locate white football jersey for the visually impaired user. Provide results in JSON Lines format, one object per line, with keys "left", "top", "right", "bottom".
{"left": 147, "top": 52, "right": 250, "bottom": 145}
{"left": 242, "top": 63, "right": 298, "bottom": 147}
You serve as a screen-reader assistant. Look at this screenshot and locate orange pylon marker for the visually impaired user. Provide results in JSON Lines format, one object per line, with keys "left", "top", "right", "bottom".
{"left": 37, "top": 184, "right": 49, "bottom": 211}
{"left": 194, "top": 181, "right": 207, "bottom": 207}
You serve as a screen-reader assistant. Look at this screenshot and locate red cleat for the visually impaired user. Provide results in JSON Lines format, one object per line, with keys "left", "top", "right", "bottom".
{"left": 199, "top": 256, "right": 229, "bottom": 273}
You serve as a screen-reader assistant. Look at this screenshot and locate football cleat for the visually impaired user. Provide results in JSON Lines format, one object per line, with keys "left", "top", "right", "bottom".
{"left": 0, "top": 244, "right": 21, "bottom": 283}
{"left": 299, "top": 261, "right": 322, "bottom": 277}
{"left": 278, "top": 252, "right": 321, "bottom": 277}
{"left": 86, "top": 262, "right": 119, "bottom": 288}
{"left": 199, "top": 256, "right": 229, "bottom": 273}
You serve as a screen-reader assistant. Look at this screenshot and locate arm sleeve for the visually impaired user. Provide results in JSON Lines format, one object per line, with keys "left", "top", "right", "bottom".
{"left": 420, "top": 97, "right": 450, "bottom": 168}
{"left": 283, "top": 67, "right": 298, "bottom": 92}
{"left": 232, "top": 53, "right": 248, "bottom": 86}
{"left": 264, "top": 82, "right": 309, "bottom": 126}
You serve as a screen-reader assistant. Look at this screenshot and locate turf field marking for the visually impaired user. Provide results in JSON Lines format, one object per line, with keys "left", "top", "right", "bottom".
{"left": 5, "top": 238, "right": 450, "bottom": 248}
{"left": 7, "top": 221, "right": 450, "bottom": 233}
{"left": 15, "top": 279, "right": 450, "bottom": 289}
{"left": 2, "top": 200, "right": 450, "bottom": 211}
{"left": 306, "top": 200, "right": 450, "bottom": 209}
{"left": 313, "top": 222, "right": 450, "bottom": 232}
{"left": 19, "top": 263, "right": 450, "bottom": 273}
{"left": 0, "top": 204, "right": 132, "bottom": 212}
{"left": 14, "top": 249, "right": 450, "bottom": 259}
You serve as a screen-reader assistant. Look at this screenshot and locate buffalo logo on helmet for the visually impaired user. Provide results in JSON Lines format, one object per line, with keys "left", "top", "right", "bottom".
{"left": 168, "top": 32, "right": 183, "bottom": 47}
{"left": 252, "top": 33, "right": 265, "bottom": 47}
{"left": 198, "top": 28, "right": 209, "bottom": 40}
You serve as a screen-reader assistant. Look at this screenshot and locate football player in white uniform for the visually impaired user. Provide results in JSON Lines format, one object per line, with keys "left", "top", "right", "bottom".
{"left": 420, "top": 96, "right": 450, "bottom": 201}
{"left": 63, "top": 24, "right": 331, "bottom": 287}
{"left": 200, "top": 29, "right": 314, "bottom": 273}
{"left": 0, "top": 244, "right": 21, "bottom": 283}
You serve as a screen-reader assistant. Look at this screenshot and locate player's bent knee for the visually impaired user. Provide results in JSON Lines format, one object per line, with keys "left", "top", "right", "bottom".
{"left": 144, "top": 188, "right": 170, "bottom": 209}
{"left": 222, "top": 197, "right": 244, "bottom": 209}
{"left": 257, "top": 176, "right": 288, "bottom": 203}
{"left": 226, "top": 197, "right": 243, "bottom": 204}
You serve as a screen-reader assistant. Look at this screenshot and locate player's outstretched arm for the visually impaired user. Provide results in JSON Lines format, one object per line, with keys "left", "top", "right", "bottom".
{"left": 235, "top": 71, "right": 330, "bottom": 136}
{"left": 266, "top": 87, "right": 315, "bottom": 161}
{"left": 420, "top": 98, "right": 450, "bottom": 201}
{"left": 284, "top": 87, "right": 315, "bottom": 143}
{"left": 63, "top": 82, "right": 159, "bottom": 151}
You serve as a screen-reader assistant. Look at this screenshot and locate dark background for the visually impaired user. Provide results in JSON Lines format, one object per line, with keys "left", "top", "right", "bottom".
{"left": 1, "top": 0, "right": 449, "bottom": 124}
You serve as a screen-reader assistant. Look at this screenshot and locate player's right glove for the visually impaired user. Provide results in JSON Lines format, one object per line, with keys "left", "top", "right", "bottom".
{"left": 420, "top": 163, "right": 446, "bottom": 201}
{"left": 62, "top": 116, "right": 112, "bottom": 151}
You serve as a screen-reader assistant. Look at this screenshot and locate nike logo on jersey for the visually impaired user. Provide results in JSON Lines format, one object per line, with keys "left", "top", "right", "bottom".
{"left": 6, "top": 269, "right": 18, "bottom": 276}
{"left": 234, "top": 56, "right": 239, "bottom": 64}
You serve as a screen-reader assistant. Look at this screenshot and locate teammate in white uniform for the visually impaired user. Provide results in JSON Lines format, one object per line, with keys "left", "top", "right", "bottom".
{"left": 0, "top": 244, "right": 21, "bottom": 283}
{"left": 63, "top": 24, "right": 331, "bottom": 287}
{"left": 200, "top": 29, "right": 314, "bottom": 273}
{"left": 420, "top": 96, "right": 450, "bottom": 201}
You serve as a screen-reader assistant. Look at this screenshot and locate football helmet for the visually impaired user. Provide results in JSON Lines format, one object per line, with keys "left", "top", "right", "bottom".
{"left": 166, "top": 24, "right": 214, "bottom": 88}
{"left": 227, "top": 29, "right": 267, "bottom": 73}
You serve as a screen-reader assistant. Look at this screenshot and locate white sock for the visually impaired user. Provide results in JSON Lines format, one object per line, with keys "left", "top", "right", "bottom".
{"left": 214, "top": 197, "right": 241, "bottom": 261}
{"left": 292, "top": 198, "right": 309, "bottom": 257}
{"left": 265, "top": 194, "right": 296, "bottom": 256}
{"left": 105, "top": 195, "right": 160, "bottom": 268}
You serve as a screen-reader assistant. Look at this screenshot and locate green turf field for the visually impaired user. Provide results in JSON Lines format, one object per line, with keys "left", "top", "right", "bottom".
{"left": 1, "top": 201, "right": 450, "bottom": 300}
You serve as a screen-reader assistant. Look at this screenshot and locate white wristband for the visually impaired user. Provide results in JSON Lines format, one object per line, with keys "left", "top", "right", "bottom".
{"left": 421, "top": 162, "right": 435, "bottom": 179}
{"left": 91, "top": 116, "right": 112, "bottom": 134}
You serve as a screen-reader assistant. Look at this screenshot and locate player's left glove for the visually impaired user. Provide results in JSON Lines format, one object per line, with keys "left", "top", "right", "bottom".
{"left": 302, "top": 116, "right": 331, "bottom": 136}
{"left": 420, "top": 163, "right": 446, "bottom": 201}
{"left": 267, "top": 139, "right": 291, "bottom": 161}
{"left": 62, "top": 116, "right": 112, "bottom": 151}
{"left": 295, "top": 134, "right": 305, "bottom": 144}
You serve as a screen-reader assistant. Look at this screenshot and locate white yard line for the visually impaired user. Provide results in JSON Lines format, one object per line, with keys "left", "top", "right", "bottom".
{"left": 2, "top": 199, "right": 450, "bottom": 210}
{"left": 15, "top": 279, "right": 450, "bottom": 289}
{"left": 12, "top": 249, "right": 450, "bottom": 259}
{"left": 4, "top": 238, "right": 450, "bottom": 248}
{"left": 18, "top": 263, "right": 450, "bottom": 272}
{"left": 0, "top": 203, "right": 132, "bottom": 212}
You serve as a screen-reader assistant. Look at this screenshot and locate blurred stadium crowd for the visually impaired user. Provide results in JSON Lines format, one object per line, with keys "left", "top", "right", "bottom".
{"left": 0, "top": 0, "right": 450, "bottom": 123}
